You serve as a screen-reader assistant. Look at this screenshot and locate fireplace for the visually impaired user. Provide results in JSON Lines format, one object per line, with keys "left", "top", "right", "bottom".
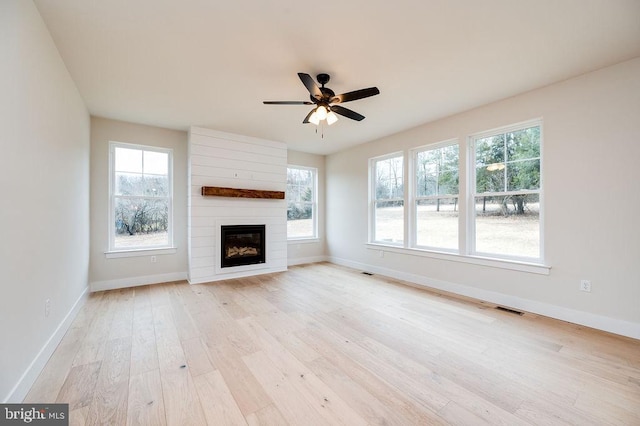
{"left": 220, "top": 225, "right": 266, "bottom": 268}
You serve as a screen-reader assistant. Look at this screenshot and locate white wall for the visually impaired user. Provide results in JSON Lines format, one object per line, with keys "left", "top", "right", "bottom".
{"left": 326, "top": 58, "right": 640, "bottom": 338}
{"left": 287, "top": 150, "right": 327, "bottom": 265}
{"left": 188, "top": 127, "right": 288, "bottom": 283}
{"left": 89, "top": 117, "right": 188, "bottom": 291}
{"left": 0, "top": 1, "right": 90, "bottom": 402}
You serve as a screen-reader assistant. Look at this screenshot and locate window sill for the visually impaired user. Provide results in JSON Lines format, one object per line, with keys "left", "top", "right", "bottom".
{"left": 288, "top": 238, "right": 321, "bottom": 244}
{"left": 105, "top": 247, "right": 178, "bottom": 259}
{"left": 366, "top": 243, "right": 550, "bottom": 275}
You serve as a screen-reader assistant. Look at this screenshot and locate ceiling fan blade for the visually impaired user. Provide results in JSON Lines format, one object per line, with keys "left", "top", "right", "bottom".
{"left": 263, "top": 101, "right": 314, "bottom": 105}
{"left": 298, "top": 73, "right": 323, "bottom": 100}
{"left": 331, "top": 87, "right": 380, "bottom": 104}
{"left": 330, "top": 105, "right": 365, "bottom": 121}
{"left": 302, "top": 109, "right": 315, "bottom": 124}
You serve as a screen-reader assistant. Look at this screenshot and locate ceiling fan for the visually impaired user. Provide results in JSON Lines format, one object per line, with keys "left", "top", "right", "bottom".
{"left": 263, "top": 73, "right": 380, "bottom": 126}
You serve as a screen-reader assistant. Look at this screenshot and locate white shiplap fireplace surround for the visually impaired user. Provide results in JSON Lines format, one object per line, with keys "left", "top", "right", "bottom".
{"left": 187, "top": 127, "right": 287, "bottom": 284}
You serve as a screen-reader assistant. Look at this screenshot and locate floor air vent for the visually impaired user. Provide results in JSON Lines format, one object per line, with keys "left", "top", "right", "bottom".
{"left": 496, "top": 306, "right": 524, "bottom": 316}
{"left": 361, "top": 272, "right": 374, "bottom": 276}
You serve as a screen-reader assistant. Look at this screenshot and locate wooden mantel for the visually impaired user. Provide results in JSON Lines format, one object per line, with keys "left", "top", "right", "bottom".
{"left": 201, "top": 186, "right": 285, "bottom": 200}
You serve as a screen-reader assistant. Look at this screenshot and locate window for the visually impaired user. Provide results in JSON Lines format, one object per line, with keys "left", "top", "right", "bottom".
{"left": 413, "top": 142, "right": 459, "bottom": 251}
{"left": 286, "top": 166, "right": 317, "bottom": 239}
{"left": 371, "top": 153, "right": 404, "bottom": 245}
{"left": 368, "top": 119, "right": 544, "bottom": 267}
{"left": 109, "top": 142, "right": 173, "bottom": 251}
{"left": 471, "top": 122, "right": 542, "bottom": 260}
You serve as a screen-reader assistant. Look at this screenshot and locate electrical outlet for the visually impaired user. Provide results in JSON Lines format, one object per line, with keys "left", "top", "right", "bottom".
{"left": 379, "top": 250, "right": 384, "bottom": 258}
{"left": 151, "top": 256, "right": 157, "bottom": 263}
{"left": 580, "top": 280, "right": 592, "bottom": 292}
{"left": 45, "top": 299, "right": 51, "bottom": 317}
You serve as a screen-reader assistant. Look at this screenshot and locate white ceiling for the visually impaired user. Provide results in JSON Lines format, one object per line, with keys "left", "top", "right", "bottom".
{"left": 34, "top": 0, "right": 640, "bottom": 155}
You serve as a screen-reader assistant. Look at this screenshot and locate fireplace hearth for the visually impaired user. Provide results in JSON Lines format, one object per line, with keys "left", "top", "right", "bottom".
{"left": 220, "top": 225, "right": 265, "bottom": 268}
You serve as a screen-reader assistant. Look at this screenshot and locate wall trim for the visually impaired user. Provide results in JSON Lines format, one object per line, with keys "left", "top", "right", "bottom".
{"left": 328, "top": 256, "right": 640, "bottom": 340}
{"left": 3, "top": 286, "right": 89, "bottom": 403}
{"left": 288, "top": 256, "right": 329, "bottom": 266}
{"left": 90, "top": 272, "right": 188, "bottom": 292}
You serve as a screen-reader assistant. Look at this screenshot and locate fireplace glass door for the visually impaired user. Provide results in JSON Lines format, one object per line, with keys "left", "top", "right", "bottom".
{"left": 220, "top": 225, "right": 265, "bottom": 268}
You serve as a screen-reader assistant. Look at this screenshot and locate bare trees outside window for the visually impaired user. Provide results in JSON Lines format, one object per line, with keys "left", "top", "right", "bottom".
{"left": 286, "top": 166, "right": 317, "bottom": 239}
{"left": 368, "top": 119, "right": 543, "bottom": 264}
{"left": 110, "top": 143, "right": 172, "bottom": 250}
{"left": 414, "top": 143, "right": 459, "bottom": 250}
{"left": 472, "top": 123, "right": 541, "bottom": 259}
{"left": 372, "top": 154, "right": 404, "bottom": 244}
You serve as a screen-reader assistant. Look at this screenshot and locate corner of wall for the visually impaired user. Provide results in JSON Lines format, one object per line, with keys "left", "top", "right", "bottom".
{"left": 3, "top": 287, "right": 89, "bottom": 403}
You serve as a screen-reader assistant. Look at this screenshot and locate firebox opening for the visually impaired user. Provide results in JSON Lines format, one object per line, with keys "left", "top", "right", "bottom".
{"left": 221, "top": 224, "right": 266, "bottom": 268}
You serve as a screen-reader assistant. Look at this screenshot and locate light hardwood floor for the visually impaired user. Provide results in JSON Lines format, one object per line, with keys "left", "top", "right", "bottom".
{"left": 25, "top": 263, "right": 640, "bottom": 425}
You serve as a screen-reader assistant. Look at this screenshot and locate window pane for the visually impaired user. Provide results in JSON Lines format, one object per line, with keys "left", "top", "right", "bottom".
{"left": 144, "top": 174, "right": 169, "bottom": 196}
{"left": 287, "top": 202, "right": 314, "bottom": 238}
{"left": 507, "top": 159, "right": 540, "bottom": 191}
{"left": 287, "top": 168, "right": 313, "bottom": 204}
{"left": 416, "top": 145, "right": 458, "bottom": 197}
{"left": 114, "top": 197, "right": 169, "bottom": 248}
{"left": 475, "top": 134, "right": 505, "bottom": 168}
{"left": 115, "top": 147, "right": 142, "bottom": 173}
{"left": 374, "top": 200, "right": 404, "bottom": 244}
{"left": 286, "top": 167, "right": 316, "bottom": 239}
{"left": 506, "top": 126, "right": 540, "bottom": 161}
{"left": 474, "top": 194, "right": 539, "bottom": 258}
{"left": 475, "top": 134, "right": 508, "bottom": 192}
{"left": 416, "top": 198, "right": 458, "bottom": 249}
{"left": 477, "top": 126, "right": 540, "bottom": 194}
{"left": 476, "top": 163, "right": 506, "bottom": 193}
{"left": 115, "top": 172, "right": 144, "bottom": 196}
{"left": 143, "top": 151, "right": 168, "bottom": 175}
{"left": 287, "top": 202, "right": 312, "bottom": 220}
{"left": 416, "top": 171, "right": 437, "bottom": 196}
{"left": 375, "top": 156, "right": 403, "bottom": 200}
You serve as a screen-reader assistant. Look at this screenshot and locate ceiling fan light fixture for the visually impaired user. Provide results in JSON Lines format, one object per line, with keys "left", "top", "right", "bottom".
{"left": 309, "top": 111, "right": 320, "bottom": 125}
{"left": 316, "top": 105, "right": 328, "bottom": 120}
{"left": 326, "top": 111, "right": 338, "bottom": 125}
{"left": 263, "top": 72, "right": 380, "bottom": 127}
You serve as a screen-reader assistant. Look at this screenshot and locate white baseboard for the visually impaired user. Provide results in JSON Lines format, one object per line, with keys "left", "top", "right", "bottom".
{"left": 287, "top": 255, "right": 329, "bottom": 266}
{"left": 90, "top": 272, "right": 188, "bottom": 292}
{"left": 3, "top": 286, "right": 89, "bottom": 403}
{"left": 328, "top": 256, "right": 640, "bottom": 340}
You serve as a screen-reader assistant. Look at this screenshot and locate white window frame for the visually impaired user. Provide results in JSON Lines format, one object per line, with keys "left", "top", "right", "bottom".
{"left": 409, "top": 139, "right": 460, "bottom": 253}
{"left": 367, "top": 119, "right": 548, "bottom": 275}
{"left": 468, "top": 119, "right": 544, "bottom": 263}
{"left": 107, "top": 141, "right": 174, "bottom": 255}
{"left": 369, "top": 152, "right": 405, "bottom": 246}
{"left": 286, "top": 165, "right": 318, "bottom": 241}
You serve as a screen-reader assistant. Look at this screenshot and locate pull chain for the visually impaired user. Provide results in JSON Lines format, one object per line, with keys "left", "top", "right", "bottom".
{"left": 313, "top": 123, "right": 325, "bottom": 138}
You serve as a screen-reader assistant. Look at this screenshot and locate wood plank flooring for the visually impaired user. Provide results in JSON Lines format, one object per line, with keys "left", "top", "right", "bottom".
{"left": 24, "top": 263, "right": 640, "bottom": 425}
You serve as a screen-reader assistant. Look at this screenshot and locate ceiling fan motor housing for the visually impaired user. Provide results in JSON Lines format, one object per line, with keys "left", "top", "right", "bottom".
{"left": 317, "top": 73, "right": 330, "bottom": 86}
{"left": 308, "top": 74, "right": 334, "bottom": 102}
{"left": 311, "top": 88, "right": 335, "bottom": 103}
